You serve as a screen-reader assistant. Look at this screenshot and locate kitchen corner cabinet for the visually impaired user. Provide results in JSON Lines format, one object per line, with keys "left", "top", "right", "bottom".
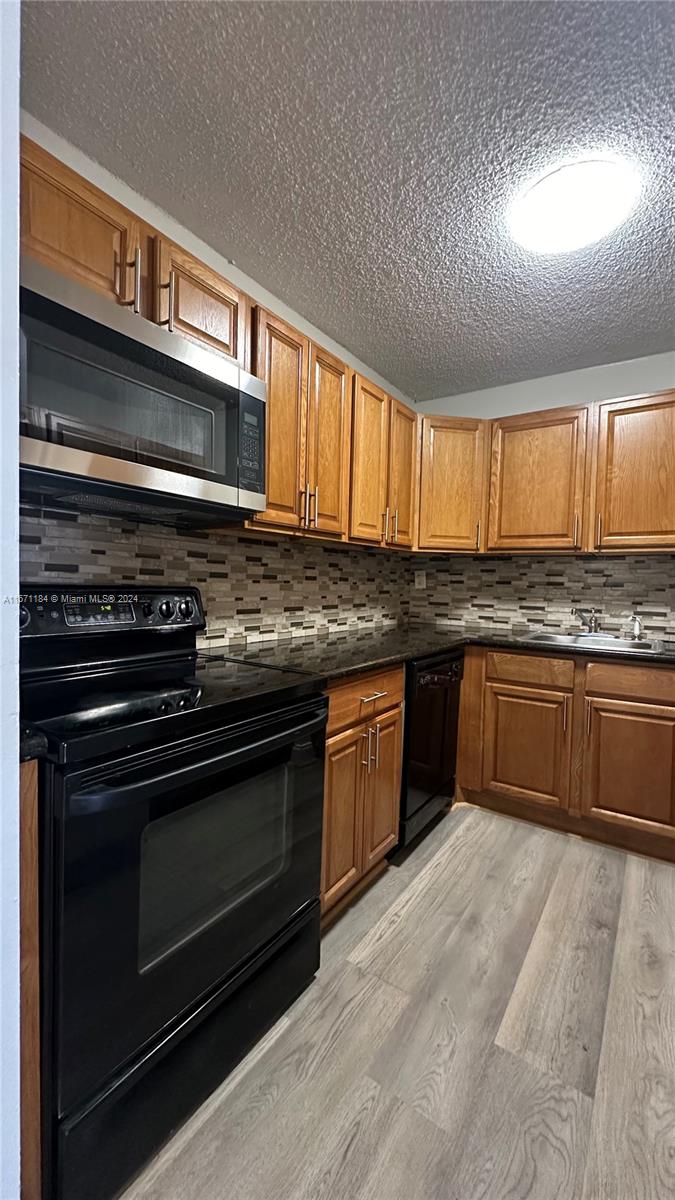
{"left": 487, "top": 406, "right": 589, "bottom": 551}
{"left": 321, "top": 666, "right": 404, "bottom": 916}
{"left": 154, "top": 239, "right": 249, "bottom": 367}
{"left": 350, "top": 376, "right": 390, "bottom": 543}
{"left": 594, "top": 391, "right": 675, "bottom": 550}
{"left": 21, "top": 137, "right": 145, "bottom": 312}
{"left": 418, "top": 416, "right": 488, "bottom": 551}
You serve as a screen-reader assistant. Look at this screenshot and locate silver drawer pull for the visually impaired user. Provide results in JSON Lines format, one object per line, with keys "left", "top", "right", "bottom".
{"left": 375, "top": 722, "right": 381, "bottom": 768}
{"left": 360, "top": 689, "right": 388, "bottom": 704}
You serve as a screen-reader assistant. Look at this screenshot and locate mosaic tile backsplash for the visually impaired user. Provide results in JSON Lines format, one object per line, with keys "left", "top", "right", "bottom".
{"left": 409, "top": 554, "right": 675, "bottom": 641}
{"left": 20, "top": 509, "right": 675, "bottom": 645}
{"left": 19, "top": 510, "right": 407, "bottom": 647}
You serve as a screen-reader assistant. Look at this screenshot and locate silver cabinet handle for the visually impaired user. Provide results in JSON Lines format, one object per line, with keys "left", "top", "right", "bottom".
{"left": 382, "top": 507, "right": 390, "bottom": 542}
{"left": 586, "top": 699, "right": 592, "bottom": 736}
{"left": 303, "top": 481, "right": 310, "bottom": 528}
{"left": 361, "top": 728, "right": 372, "bottom": 772}
{"left": 573, "top": 513, "right": 580, "bottom": 548}
{"left": 393, "top": 508, "right": 399, "bottom": 543}
{"left": 312, "top": 485, "right": 319, "bottom": 528}
{"left": 596, "top": 513, "right": 602, "bottom": 548}
{"left": 475, "top": 520, "right": 481, "bottom": 551}
{"left": 360, "top": 689, "right": 387, "bottom": 704}
{"left": 563, "top": 695, "right": 568, "bottom": 733}
{"left": 121, "top": 246, "right": 142, "bottom": 314}
{"left": 375, "top": 722, "right": 381, "bottom": 768}
{"left": 168, "top": 269, "right": 175, "bottom": 332}
{"left": 361, "top": 727, "right": 376, "bottom": 773}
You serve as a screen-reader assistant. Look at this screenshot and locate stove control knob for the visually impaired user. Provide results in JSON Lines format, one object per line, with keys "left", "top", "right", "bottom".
{"left": 158, "top": 701, "right": 173, "bottom": 715}
{"left": 19, "top": 605, "right": 31, "bottom": 630}
{"left": 142, "top": 602, "right": 154, "bottom": 618}
{"left": 177, "top": 599, "right": 194, "bottom": 620}
{"left": 158, "top": 600, "right": 175, "bottom": 621}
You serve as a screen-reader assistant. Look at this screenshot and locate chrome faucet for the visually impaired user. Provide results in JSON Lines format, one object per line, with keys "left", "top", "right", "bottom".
{"left": 572, "top": 606, "right": 601, "bottom": 634}
{"left": 629, "top": 611, "right": 644, "bottom": 640}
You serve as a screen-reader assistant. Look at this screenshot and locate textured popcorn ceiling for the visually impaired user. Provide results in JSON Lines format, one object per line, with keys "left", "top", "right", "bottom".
{"left": 20, "top": 1, "right": 675, "bottom": 402}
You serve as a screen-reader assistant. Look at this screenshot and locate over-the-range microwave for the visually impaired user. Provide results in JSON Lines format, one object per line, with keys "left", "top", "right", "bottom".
{"left": 19, "top": 260, "right": 266, "bottom": 526}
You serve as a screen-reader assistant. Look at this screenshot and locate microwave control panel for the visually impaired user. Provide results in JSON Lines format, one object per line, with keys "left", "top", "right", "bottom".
{"left": 238, "top": 395, "right": 265, "bottom": 494}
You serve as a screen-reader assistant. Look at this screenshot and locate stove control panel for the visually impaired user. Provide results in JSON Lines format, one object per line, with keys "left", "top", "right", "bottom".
{"left": 19, "top": 586, "right": 205, "bottom": 636}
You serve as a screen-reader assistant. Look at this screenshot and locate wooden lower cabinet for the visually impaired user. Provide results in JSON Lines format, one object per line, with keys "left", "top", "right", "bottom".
{"left": 582, "top": 697, "right": 675, "bottom": 836}
{"left": 321, "top": 700, "right": 403, "bottom": 916}
{"left": 458, "top": 646, "right": 675, "bottom": 861}
{"left": 482, "top": 682, "right": 571, "bottom": 809}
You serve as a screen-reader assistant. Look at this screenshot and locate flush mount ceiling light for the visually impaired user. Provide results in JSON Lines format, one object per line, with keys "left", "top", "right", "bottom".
{"left": 506, "top": 156, "right": 642, "bottom": 254}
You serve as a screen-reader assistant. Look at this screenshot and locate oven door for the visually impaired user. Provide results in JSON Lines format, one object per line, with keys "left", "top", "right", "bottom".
{"left": 52, "top": 697, "right": 326, "bottom": 1116}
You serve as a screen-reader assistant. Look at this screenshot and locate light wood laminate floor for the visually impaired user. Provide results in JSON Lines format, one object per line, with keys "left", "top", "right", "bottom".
{"left": 122, "top": 805, "right": 675, "bottom": 1200}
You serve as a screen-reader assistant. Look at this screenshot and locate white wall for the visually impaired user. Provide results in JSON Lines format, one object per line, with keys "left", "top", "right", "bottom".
{"left": 21, "top": 112, "right": 412, "bottom": 406}
{"left": 418, "top": 351, "right": 675, "bottom": 418}
{"left": 0, "top": 4, "right": 21, "bottom": 1198}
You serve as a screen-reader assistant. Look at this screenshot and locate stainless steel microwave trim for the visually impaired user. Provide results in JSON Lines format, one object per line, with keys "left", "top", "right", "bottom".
{"left": 20, "top": 259, "right": 266, "bottom": 403}
{"left": 19, "top": 435, "right": 260, "bottom": 510}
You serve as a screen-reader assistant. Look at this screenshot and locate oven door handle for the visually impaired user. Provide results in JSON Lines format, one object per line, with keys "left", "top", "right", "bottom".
{"left": 68, "top": 709, "right": 327, "bottom": 816}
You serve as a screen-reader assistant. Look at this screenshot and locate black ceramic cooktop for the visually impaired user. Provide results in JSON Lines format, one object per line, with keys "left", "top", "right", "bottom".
{"left": 21, "top": 653, "right": 326, "bottom": 763}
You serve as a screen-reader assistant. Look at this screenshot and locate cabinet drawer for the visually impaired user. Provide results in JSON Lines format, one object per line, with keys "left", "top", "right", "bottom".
{"left": 485, "top": 651, "right": 574, "bottom": 690}
{"left": 585, "top": 661, "right": 675, "bottom": 705}
{"left": 327, "top": 665, "right": 404, "bottom": 736}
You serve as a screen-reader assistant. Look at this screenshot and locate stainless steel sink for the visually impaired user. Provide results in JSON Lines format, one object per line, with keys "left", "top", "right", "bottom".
{"left": 517, "top": 632, "right": 661, "bottom": 653}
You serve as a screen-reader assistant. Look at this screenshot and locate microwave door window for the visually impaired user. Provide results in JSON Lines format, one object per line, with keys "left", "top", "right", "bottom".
{"left": 25, "top": 339, "right": 217, "bottom": 474}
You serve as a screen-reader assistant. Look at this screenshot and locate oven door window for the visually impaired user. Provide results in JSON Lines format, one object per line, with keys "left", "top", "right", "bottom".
{"left": 138, "top": 762, "right": 291, "bottom": 972}
{"left": 20, "top": 312, "right": 239, "bottom": 485}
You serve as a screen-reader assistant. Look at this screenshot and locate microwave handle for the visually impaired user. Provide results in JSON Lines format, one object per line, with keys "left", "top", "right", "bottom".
{"left": 69, "top": 708, "right": 327, "bottom": 816}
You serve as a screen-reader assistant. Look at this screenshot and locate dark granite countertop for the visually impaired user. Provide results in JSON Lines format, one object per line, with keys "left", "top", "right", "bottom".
{"left": 223, "top": 623, "right": 675, "bottom": 681}
{"left": 20, "top": 727, "right": 49, "bottom": 762}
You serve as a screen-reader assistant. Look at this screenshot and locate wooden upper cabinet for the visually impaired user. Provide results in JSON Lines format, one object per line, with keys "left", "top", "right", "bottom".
{"left": 307, "top": 345, "right": 352, "bottom": 536}
{"left": 154, "top": 239, "right": 248, "bottom": 366}
{"left": 594, "top": 391, "right": 675, "bottom": 550}
{"left": 350, "top": 376, "right": 390, "bottom": 543}
{"left": 253, "top": 309, "right": 308, "bottom": 530}
{"left": 482, "top": 681, "right": 572, "bottom": 810}
{"left": 21, "top": 137, "right": 141, "bottom": 309}
{"left": 386, "top": 400, "right": 418, "bottom": 548}
{"left": 418, "top": 416, "right": 487, "bottom": 551}
{"left": 487, "top": 406, "right": 588, "bottom": 551}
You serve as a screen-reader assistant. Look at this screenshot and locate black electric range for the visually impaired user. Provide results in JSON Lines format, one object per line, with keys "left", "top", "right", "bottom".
{"left": 21, "top": 584, "right": 327, "bottom": 1200}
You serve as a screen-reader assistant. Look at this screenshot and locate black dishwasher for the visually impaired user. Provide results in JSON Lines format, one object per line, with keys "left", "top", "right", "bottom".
{"left": 400, "top": 649, "right": 464, "bottom": 846}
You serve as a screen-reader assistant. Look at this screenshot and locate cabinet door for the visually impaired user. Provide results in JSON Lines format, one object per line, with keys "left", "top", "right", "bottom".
{"left": 350, "top": 376, "right": 389, "bottom": 543}
{"left": 253, "top": 310, "right": 308, "bottom": 530}
{"left": 155, "top": 239, "right": 248, "bottom": 366}
{"left": 595, "top": 391, "right": 675, "bottom": 550}
{"left": 483, "top": 683, "right": 571, "bottom": 809}
{"left": 387, "top": 400, "right": 418, "bottom": 547}
{"left": 21, "top": 137, "right": 139, "bottom": 308}
{"left": 363, "top": 707, "right": 402, "bottom": 870}
{"left": 307, "top": 345, "right": 352, "bottom": 536}
{"left": 582, "top": 697, "right": 675, "bottom": 837}
{"left": 418, "top": 416, "right": 487, "bottom": 551}
{"left": 487, "top": 407, "right": 588, "bottom": 550}
{"left": 321, "top": 725, "right": 365, "bottom": 912}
